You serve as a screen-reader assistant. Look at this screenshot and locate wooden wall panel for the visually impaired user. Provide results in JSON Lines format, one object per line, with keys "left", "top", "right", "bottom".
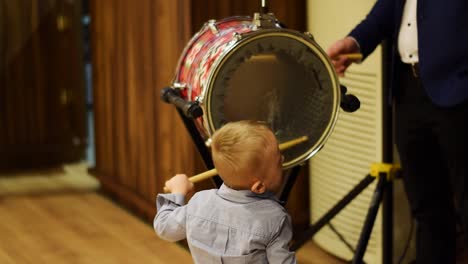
{"left": 0, "top": 0, "right": 86, "bottom": 170}
{"left": 190, "top": 0, "right": 307, "bottom": 33}
{"left": 91, "top": 0, "right": 197, "bottom": 219}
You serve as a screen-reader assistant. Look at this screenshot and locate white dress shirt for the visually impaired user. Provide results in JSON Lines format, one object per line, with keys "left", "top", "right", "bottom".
{"left": 398, "top": 0, "right": 419, "bottom": 64}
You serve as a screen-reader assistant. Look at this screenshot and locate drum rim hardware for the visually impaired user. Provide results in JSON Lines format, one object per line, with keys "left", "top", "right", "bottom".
{"left": 202, "top": 30, "right": 341, "bottom": 168}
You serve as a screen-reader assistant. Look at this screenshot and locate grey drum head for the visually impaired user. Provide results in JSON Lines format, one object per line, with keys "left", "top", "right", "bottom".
{"left": 206, "top": 30, "right": 340, "bottom": 169}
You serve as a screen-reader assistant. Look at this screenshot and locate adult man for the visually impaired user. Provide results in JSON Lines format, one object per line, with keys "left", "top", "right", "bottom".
{"left": 327, "top": 0, "right": 468, "bottom": 263}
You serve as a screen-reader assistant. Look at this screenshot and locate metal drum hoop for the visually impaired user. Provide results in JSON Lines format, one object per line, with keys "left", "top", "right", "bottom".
{"left": 202, "top": 29, "right": 340, "bottom": 168}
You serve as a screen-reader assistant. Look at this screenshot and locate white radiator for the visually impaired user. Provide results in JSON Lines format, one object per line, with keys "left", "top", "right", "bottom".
{"left": 309, "top": 69, "right": 383, "bottom": 263}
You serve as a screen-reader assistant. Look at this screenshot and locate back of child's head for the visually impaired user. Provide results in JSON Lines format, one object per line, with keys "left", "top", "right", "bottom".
{"left": 211, "top": 120, "right": 274, "bottom": 189}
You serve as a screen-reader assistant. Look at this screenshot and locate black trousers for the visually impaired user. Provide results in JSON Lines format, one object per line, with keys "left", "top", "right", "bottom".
{"left": 395, "top": 63, "right": 468, "bottom": 264}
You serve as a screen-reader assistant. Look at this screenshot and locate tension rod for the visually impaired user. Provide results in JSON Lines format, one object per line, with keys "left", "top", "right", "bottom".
{"left": 260, "top": 0, "right": 269, "bottom": 13}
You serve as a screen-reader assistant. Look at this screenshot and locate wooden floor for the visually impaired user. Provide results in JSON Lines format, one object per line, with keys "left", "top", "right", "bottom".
{"left": 0, "top": 163, "right": 99, "bottom": 196}
{"left": 0, "top": 192, "right": 345, "bottom": 264}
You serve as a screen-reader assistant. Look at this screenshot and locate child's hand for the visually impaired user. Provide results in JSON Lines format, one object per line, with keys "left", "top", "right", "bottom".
{"left": 164, "top": 174, "right": 194, "bottom": 195}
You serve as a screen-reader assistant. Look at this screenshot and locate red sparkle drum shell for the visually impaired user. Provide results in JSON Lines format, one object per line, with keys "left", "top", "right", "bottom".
{"left": 171, "top": 16, "right": 340, "bottom": 169}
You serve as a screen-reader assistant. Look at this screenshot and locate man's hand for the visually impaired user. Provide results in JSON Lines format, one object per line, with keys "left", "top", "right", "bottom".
{"left": 164, "top": 174, "right": 194, "bottom": 195}
{"left": 327, "top": 37, "right": 361, "bottom": 77}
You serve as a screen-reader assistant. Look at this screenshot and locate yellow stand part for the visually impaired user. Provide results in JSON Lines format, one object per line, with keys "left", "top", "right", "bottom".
{"left": 369, "top": 162, "right": 401, "bottom": 181}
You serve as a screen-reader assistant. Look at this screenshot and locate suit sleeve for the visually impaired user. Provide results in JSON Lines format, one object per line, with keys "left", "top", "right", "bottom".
{"left": 348, "top": 0, "right": 397, "bottom": 58}
{"left": 153, "top": 193, "right": 187, "bottom": 242}
{"left": 266, "top": 215, "right": 297, "bottom": 264}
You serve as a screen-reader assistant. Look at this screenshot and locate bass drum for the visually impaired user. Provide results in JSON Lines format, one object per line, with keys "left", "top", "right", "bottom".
{"left": 171, "top": 16, "right": 340, "bottom": 169}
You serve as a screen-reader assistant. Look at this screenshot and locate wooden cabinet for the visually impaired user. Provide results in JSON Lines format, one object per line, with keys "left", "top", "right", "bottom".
{"left": 0, "top": 0, "right": 86, "bottom": 170}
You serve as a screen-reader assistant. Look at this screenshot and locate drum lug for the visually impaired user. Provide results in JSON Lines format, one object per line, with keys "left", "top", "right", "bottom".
{"left": 304, "top": 32, "right": 315, "bottom": 41}
{"left": 208, "top": 19, "right": 219, "bottom": 35}
{"left": 172, "top": 82, "right": 190, "bottom": 99}
{"left": 232, "top": 32, "right": 243, "bottom": 41}
{"left": 195, "top": 96, "right": 204, "bottom": 103}
{"left": 252, "top": 12, "right": 277, "bottom": 29}
{"left": 173, "top": 82, "right": 186, "bottom": 89}
{"left": 204, "top": 138, "right": 212, "bottom": 148}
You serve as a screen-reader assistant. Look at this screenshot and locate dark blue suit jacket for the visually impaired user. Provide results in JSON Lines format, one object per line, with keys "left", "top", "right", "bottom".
{"left": 348, "top": 0, "right": 468, "bottom": 107}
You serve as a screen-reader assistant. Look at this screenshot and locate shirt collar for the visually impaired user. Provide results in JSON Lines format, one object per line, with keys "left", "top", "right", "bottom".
{"left": 216, "top": 183, "right": 281, "bottom": 204}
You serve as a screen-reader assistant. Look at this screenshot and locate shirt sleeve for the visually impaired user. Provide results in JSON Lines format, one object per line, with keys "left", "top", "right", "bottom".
{"left": 153, "top": 193, "right": 187, "bottom": 242}
{"left": 266, "top": 215, "right": 297, "bottom": 264}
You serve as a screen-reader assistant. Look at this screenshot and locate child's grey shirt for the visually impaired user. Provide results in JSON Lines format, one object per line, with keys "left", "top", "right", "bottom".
{"left": 154, "top": 184, "right": 296, "bottom": 264}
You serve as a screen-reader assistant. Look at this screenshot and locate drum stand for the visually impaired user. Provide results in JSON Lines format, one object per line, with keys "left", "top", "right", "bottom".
{"left": 290, "top": 164, "right": 401, "bottom": 264}
{"left": 161, "top": 85, "right": 400, "bottom": 264}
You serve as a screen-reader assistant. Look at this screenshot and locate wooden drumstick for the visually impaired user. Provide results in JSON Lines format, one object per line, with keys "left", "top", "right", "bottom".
{"left": 341, "top": 53, "right": 363, "bottom": 61}
{"left": 163, "top": 135, "right": 309, "bottom": 193}
{"left": 278, "top": 136, "right": 308, "bottom": 151}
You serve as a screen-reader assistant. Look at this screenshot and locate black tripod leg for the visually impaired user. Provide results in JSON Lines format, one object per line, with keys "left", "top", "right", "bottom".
{"left": 291, "top": 175, "right": 375, "bottom": 251}
{"left": 383, "top": 181, "right": 393, "bottom": 264}
{"left": 175, "top": 108, "right": 223, "bottom": 188}
{"left": 279, "top": 165, "right": 302, "bottom": 204}
{"left": 352, "top": 173, "right": 387, "bottom": 264}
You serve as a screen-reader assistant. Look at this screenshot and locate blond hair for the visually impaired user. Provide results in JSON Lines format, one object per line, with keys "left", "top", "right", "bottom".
{"left": 211, "top": 120, "right": 274, "bottom": 188}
